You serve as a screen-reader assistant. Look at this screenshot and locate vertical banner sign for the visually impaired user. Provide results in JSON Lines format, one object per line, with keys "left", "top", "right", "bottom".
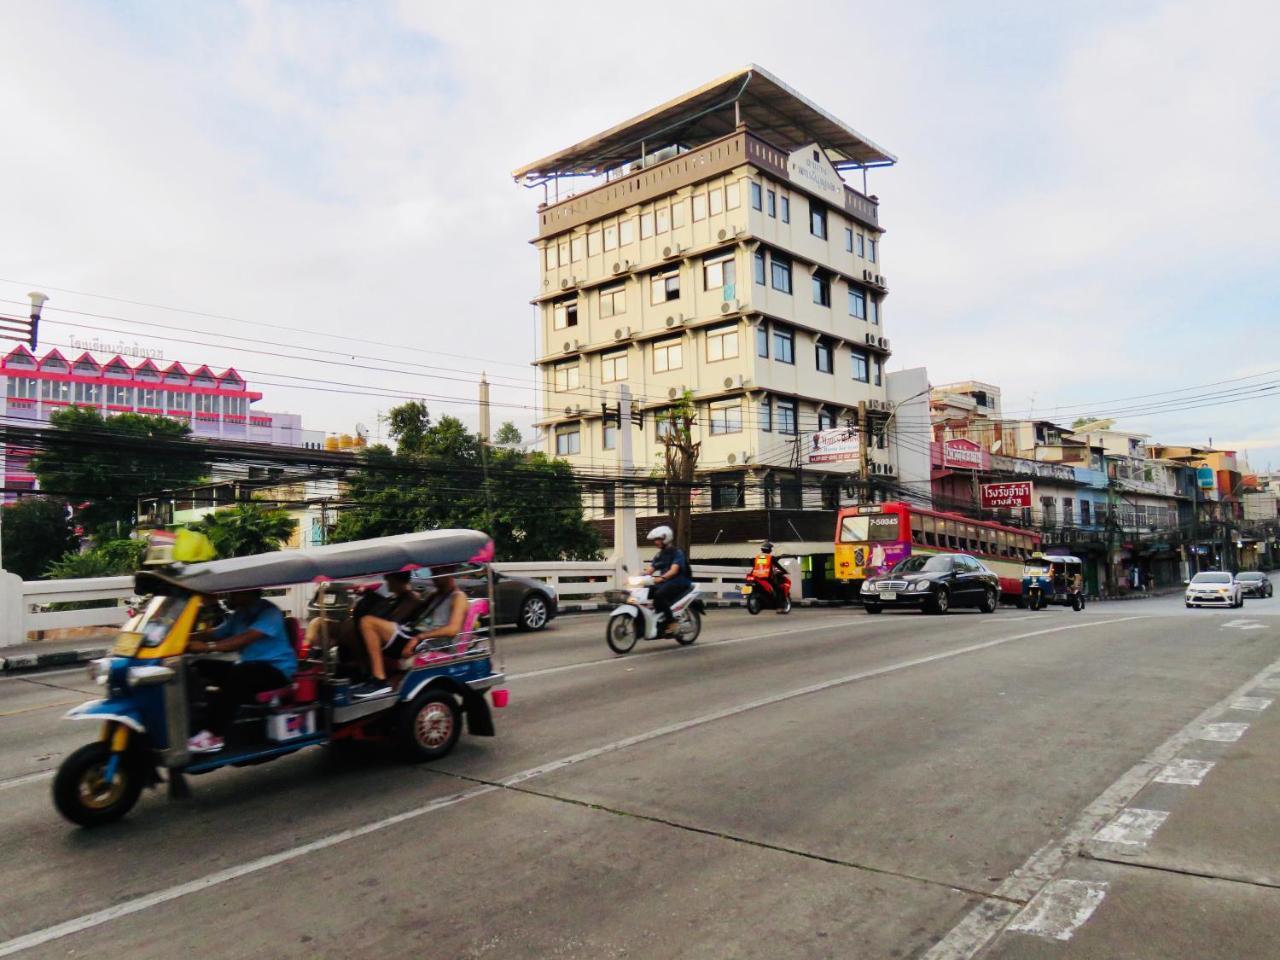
{"left": 980, "top": 481, "right": 1034, "bottom": 510}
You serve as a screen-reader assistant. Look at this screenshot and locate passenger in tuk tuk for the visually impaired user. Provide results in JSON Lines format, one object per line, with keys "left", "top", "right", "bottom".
{"left": 326, "top": 572, "right": 426, "bottom": 669}
{"left": 185, "top": 589, "right": 298, "bottom": 754}
{"left": 351, "top": 566, "right": 469, "bottom": 700}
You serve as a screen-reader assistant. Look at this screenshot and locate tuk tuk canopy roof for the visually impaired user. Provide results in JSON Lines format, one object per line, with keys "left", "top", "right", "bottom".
{"left": 1027, "top": 554, "right": 1083, "bottom": 566}
{"left": 135, "top": 530, "right": 493, "bottom": 595}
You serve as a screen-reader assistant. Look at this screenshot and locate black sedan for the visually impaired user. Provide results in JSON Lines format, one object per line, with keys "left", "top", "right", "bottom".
{"left": 861, "top": 553, "right": 1001, "bottom": 615}
{"left": 1236, "top": 571, "right": 1274, "bottom": 599}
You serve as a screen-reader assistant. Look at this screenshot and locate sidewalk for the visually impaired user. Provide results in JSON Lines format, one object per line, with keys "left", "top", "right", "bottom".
{"left": 0, "top": 635, "right": 114, "bottom": 673}
{"left": 985, "top": 662, "right": 1280, "bottom": 958}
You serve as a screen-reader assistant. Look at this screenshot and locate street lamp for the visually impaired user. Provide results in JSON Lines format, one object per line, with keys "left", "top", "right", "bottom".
{"left": 27, "top": 292, "right": 48, "bottom": 350}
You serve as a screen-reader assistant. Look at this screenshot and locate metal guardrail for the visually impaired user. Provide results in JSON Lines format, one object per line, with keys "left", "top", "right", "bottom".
{"left": 0, "top": 560, "right": 757, "bottom": 647}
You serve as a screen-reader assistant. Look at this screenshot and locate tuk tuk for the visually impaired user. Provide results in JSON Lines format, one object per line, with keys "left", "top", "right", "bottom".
{"left": 1022, "top": 553, "right": 1086, "bottom": 611}
{"left": 53, "top": 530, "right": 506, "bottom": 827}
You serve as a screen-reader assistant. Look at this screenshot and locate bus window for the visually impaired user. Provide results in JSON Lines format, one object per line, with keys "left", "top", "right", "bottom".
{"left": 910, "top": 515, "right": 924, "bottom": 545}
{"left": 945, "top": 521, "right": 959, "bottom": 549}
{"left": 923, "top": 516, "right": 937, "bottom": 547}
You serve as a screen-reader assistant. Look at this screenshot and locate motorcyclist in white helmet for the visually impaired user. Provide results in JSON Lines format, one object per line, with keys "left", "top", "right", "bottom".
{"left": 644, "top": 525, "right": 693, "bottom": 630}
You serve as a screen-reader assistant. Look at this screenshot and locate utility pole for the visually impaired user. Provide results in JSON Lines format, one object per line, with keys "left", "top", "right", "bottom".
{"left": 478, "top": 373, "right": 495, "bottom": 533}
{"left": 857, "top": 401, "right": 869, "bottom": 504}
{"left": 613, "top": 384, "right": 639, "bottom": 579}
{"left": 478, "top": 373, "right": 491, "bottom": 443}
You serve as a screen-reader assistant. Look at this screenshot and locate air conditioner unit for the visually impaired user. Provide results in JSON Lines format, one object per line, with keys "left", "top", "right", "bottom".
{"left": 717, "top": 228, "right": 731, "bottom": 242}
{"left": 723, "top": 376, "right": 734, "bottom": 390}
{"left": 668, "top": 387, "right": 679, "bottom": 399}
{"left": 862, "top": 269, "right": 873, "bottom": 281}
{"left": 880, "top": 337, "right": 890, "bottom": 350}
{"left": 665, "top": 313, "right": 685, "bottom": 328}
{"left": 611, "top": 260, "right": 631, "bottom": 275}
{"left": 865, "top": 333, "right": 876, "bottom": 345}
{"left": 613, "top": 326, "right": 632, "bottom": 341}
{"left": 560, "top": 278, "right": 573, "bottom": 290}
{"left": 726, "top": 453, "right": 737, "bottom": 464}
{"left": 719, "top": 299, "right": 742, "bottom": 315}
{"left": 883, "top": 463, "right": 896, "bottom": 475}
{"left": 875, "top": 274, "right": 885, "bottom": 286}
{"left": 661, "top": 244, "right": 683, "bottom": 259}
{"left": 562, "top": 340, "right": 573, "bottom": 353}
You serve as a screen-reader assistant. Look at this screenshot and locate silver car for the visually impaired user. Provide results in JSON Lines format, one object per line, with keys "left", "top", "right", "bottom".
{"left": 1185, "top": 571, "right": 1243, "bottom": 608}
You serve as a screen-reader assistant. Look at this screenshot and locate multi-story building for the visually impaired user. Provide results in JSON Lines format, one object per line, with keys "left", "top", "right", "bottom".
{"left": 1, "top": 345, "right": 322, "bottom": 497}
{"left": 515, "top": 65, "right": 898, "bottom": 539}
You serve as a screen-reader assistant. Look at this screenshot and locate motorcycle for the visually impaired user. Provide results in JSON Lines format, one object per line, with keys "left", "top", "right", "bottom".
{"left": 742, "top": 556, "right": 792, "bottom": 615}
{"left": 606, "top": 576, "right": 704, "bottom": 655}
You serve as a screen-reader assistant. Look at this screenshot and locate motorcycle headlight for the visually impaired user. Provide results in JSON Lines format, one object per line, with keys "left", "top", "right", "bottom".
{"left": 912, "top": 580, "right": 931, "bottom": 592}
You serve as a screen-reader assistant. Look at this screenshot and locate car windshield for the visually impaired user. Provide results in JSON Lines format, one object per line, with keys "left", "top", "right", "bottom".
{"left": 1236, "top": 573, "right": 1263, "bottom": 581}
{"left": 891, "top": 555, "right": 952, "bottom": 574}
{"left": 1191, "top": 572, "right": 1232, "bottom": 584}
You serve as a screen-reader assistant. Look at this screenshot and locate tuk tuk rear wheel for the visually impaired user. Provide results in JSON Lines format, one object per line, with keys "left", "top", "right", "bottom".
{"left": 1072, "top": 593, "right": 1085, "bottom": 612}
{"left": 400, "top": 690, "right": 461, "bottom": 762}
{"left": 53, "top": 741, "right": 144, "bottom": 828}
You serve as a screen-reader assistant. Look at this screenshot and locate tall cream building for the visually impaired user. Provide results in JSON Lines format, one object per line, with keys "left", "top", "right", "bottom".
{"left": 514, "top": 66, "right": 898, "bottom": 519}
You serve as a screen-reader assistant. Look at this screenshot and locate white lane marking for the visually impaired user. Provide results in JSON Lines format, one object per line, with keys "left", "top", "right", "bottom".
{"left": 1199, "top": 722, "right": 1250, "bottom": 742}
{"left": 1222, "top": 620, "right": 1266, "bottom": 631}
{"left": 1093, "top": 808, "right": 1169, "bottom": 847}
{"left": 923, "top": 643, "right": 1280, "bottom": 960}
{"left": 1231, "top": 697, "right": 1272, "bottom": 712}
{"left": 1258, "top": 677, "right": 1280, "bottom": 691}
{"left": 0, "top": 615, "right": 1147, "bottom": 957}
{"left": 1006, "top": 879, "right": 1108, "bottom": 941}
{"left": 0, "top": 770, "right": 54, "bottom": 792}
{"left": 1154, "top": 758, "right": 1215, "bottom": 786}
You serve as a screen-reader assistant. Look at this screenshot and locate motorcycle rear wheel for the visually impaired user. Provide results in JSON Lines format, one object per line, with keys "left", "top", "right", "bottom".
{"left": 674, "top": 608, "right": 701, "bottom": 645}
{"left": 746, "top": 592, "right": 762, "bottom": 615}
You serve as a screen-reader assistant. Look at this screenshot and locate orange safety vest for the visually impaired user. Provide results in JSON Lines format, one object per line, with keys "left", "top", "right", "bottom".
{"left": 753, "top": 555, "right": 773, "bottom": 578}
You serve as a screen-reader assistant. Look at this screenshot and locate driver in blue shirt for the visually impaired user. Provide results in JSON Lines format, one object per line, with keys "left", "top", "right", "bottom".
{"left": 186, "top": 590, "right": 297, "bottom": 754}
{"left": 645, "top": 525, "right": 693, "bottom": 630}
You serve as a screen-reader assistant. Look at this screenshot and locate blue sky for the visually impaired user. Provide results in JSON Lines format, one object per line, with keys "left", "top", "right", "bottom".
{"left": 1, "top": 0, "right": 1277, "bottom": 465}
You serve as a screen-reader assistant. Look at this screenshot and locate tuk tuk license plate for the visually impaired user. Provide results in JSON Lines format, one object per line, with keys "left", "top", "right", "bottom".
{"left": 879, "top": 592, "right": 897, "bottom": 601}
{"left": 741, "top": 585, "right": 753, "bottom": 594}
{"left": 112, "top": 633, "right": 143, "bottom": 657}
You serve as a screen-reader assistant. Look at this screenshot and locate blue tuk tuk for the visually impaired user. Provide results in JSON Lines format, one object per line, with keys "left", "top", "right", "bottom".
{"left": 1022, "top": 553, "right": 1086, "bottom": 611}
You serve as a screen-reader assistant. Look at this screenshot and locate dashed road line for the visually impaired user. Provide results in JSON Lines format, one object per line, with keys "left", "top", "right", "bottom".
{"left": 1093, "top": 808, "right": 1168, "bottom": 847}
{"left": 1199, "top": 722, "right": 1250, "bottom": 742}
{"left": 1006, "top": 879, "right": 1108, "bottom": 942}
{"left": 1154, "top": 758, "right": 1214, "bottom": 786}
{"left": 0, "top": 770, "right": 55, "bottom": 792}
{"left": 1231, "top": 696, "right": 1272, "bottom": 712}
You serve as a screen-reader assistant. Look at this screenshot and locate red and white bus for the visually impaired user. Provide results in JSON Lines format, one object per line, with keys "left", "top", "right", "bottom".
{"left": 834, "top": 501, "right": 1041, "bottom": 602}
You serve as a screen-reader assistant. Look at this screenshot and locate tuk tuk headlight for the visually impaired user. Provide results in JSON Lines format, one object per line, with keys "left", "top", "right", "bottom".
{"left": 86, "top": 658, "right": 111, "bottom": 685}
{"left": 126, "top": 664, "right": 175, "bottom": 687}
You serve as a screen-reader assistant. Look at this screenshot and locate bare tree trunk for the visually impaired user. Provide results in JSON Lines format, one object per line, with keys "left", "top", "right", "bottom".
{"left": 659, "top": 394, "right": 700, "bottom": 558}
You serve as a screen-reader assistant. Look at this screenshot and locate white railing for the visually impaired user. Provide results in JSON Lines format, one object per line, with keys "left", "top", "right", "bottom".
{"left": 0, "top": 561, "right": 756, "bottom": 648}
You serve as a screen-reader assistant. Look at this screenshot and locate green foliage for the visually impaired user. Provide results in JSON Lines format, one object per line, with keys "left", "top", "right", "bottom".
{"left": 192, "top": 502, "right": 298, "bottom": 558}
{"left": 47, "top": 539, "right": 146, "bottom": 579}
{"left": 32, "top": 407, "right": 209, "bottom": 538}
{"left": 333, "top": 404, "right": 599, "bottom": 562}
{"left": 494, "top": 421, "right": 523, "bottom": 445}
{"left": 0, "top": 497, "right": 79, "bottom": 580}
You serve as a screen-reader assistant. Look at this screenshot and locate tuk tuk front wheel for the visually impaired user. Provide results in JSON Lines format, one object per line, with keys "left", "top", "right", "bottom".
{"left": 53, "top": 741, "right": 144, "bottom": 828}
{"left": 400, "top": 690, "right": 461, "bottom": 762}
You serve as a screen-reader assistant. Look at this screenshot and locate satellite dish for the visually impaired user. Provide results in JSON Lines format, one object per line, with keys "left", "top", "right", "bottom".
{"left": 355, "top": 422, "right": 368, "bottom": 438}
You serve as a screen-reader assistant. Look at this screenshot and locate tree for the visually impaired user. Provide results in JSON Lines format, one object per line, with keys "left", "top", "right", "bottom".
{"left": 655, "top": 391, "right": 701, "bottom": 557}
{"left": 0, "top": 497, "right": 79, "bottom": 580}
{"left": 46, "top": 539, "right": 146, "bottom": 579}
{"left": 32, "top": 407, "right": 209, "bottom": 539}
{"left": 333, "top": 403, "right": 599, "bottom": 561}
{"left": 192, "top": 502, "right": 298, "bottom": 558}
{"left": 494, "top": 421, "right": 523, "bottom": 446}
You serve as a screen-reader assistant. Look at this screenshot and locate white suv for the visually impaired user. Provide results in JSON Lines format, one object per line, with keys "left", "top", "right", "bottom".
{"left": 1185, "top": 571, "right": 1243, "bottom": 608}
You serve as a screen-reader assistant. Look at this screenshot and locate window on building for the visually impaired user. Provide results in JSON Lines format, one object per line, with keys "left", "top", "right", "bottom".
{"left": 1081, "top": 500, "right": 1092, "bottom": 526}
{"left": 599, "top": 284, "right": 626, "bottom": 318}
{"left": 553, "top": 299, "right": 578, "bottom": 329}
{"left": 72, "top": 381, "right": 101, "bottom": 405}
{"left": 652, "top": 338, "right": 683, "bottom": 373}
{"left": 705, "top": 325, "right": 739, "bottom": 362}
{"left": 1063, "top": 498, "right": 1074, "bottom": 526}
{"left": 750, "top": 182, "right": 763, "bottom": 210}
{"left": 553, "top": 361, "right": 580, "bottom": 392}
{"left": 856, "top": 233, "right": 865, "bottom": 257}
{"left": 655, "top": 416, "right": 676, "bottom": 440}
{"left": 225, "top": 396, "right": 248, "bottom": 417}
{"left": 602, "top": 422, "right": 617, "bottom": 450}
{"left": 600, "top": 351, "right": 628, "bottom": 383}
{"left": 852, "top": 349, "right": 869, "bottom": 382}
{"left": 711, "top": 473, "right": 745, "bottom": 509}
{"left": 756, "top": 323, "right": 769, "bottom": 358}
{"left": 655, "top": 206, "right": 670, "bottom": 234}
{"left": 555, "top": 423, "right": 581, "bottom": 456}
{"left": 650, "top": 269, "right": 680, "bottom": 304}
{"left": 815, "top": 339, "right": 833, "bottom": 374}
{"left": 772, "top": 326, "right": 795, "bottom": 364}
{"left": 844, "top": 227, "right": 854, "bottom": 252}
{"left": 639, "top": 212, "right": 654, "bottom": 239}
{"left": 767, "top": 190, "right": 776, "bottom": 217}
{"left": 818, "top": 408, "right": 837, "bottom": 430}
{"left": 822, "top": 476, "right": 841, "bottom": 510}
{"left": 692, "top": 194, "right": 707, "bottom": 221}
{"left": 760, "top": 395, "right": 772, "bottom": 432}
{"left": 194, "top": 393, "right": 218, "bottom": 414}
{"left": 558, "top": 239, "right": 569, "bottom": 266}
{"left": 6, "top": 376, "right": 37, "bottom": 399}
{"left": 868, "top": 238, "right": 878, "bottom": 262}
{"left": 780, "top": 196, "right": 790, "bottom": 223}
{"left": 544, "top": 246, "right": 557, "bottom": 271}
{"left": 709, "top": 400, "right": 742, "bottom": 435}
{"left": 602, "top": 485, "right": 616, "bottom": 515}
{"left": 603, "top": 223, "right": 617, "bottom": 251}
{"left": 770, "top": 254, "right": 792, "bottom": 294}
{"left": 780, "top": 473, "right": 803, "bottom": 509}
{"left": 726, "top": 182, "right": 741, "bottom": 209}
{"left": 709, "top": 188, "right": 724, "bottom": 216}
{"left": 809, "top": 201, "right": 828, "bottom": 239}
{"left": 849, "top": 287, "right": 866, "bottom": 319}
{"left": 587, "top": 230, "right": 602, "bottom": 256}
{"left": 136, "top": 387, "right": 159, "bottom": 408}
{"left": 671, "top": 199, "right": 686, "bottom": 228}
{"left": 870, "top": 298, "right": 880, "bottom": 325}
{"left": 753, "top": 249, "right": 766, "bottom": 285}
{"left": 812, "top": 272, "right": 831, "bottom": 307}
{"left": 102, "top": 383, "right": 128, "bottom": 405}
{"left": 1041, "top": 496, "right": 1057, "bottom": 526}
{"left": 776, "top": 398, "right": 798, "bottom": 435}
{"left": 571, "top": 236, "right": 585, "bottom": 261}
{"left": 619, "top": 218, "right": 635, "bottom": 245}
{"left": 703, "top": 253, "right": 736, "bottom": 290}
{"left": 874, "top": 358, "right": 883, "bottom": 387}
{"left": 168, "top": 391, "right": 192, "bottom": 412}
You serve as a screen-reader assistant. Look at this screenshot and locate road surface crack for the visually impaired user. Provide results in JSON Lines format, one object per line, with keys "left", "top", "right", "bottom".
{"left": 1079, "top": 851, "right": 1280, "bottom": 891}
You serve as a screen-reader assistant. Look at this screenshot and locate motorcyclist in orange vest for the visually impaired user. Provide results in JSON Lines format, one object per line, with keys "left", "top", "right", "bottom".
{"left": 753, "top": 542, "right": 787, "bottom": 598}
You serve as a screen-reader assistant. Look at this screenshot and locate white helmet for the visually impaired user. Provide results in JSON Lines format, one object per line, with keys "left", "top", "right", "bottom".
{"left": 647, "top": 524, "right": 674, "bottom": 544}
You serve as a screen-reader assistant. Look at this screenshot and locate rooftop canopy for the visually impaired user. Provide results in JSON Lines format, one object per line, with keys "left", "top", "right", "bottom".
{"left": 513, "top": 64, "right": 896, "bottom": 183}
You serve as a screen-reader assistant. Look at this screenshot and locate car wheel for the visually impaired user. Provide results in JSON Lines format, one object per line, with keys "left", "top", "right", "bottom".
{"left": 927, "top": 588, "right": 950, "bottom": 615}
{"left": 517, "top": 593, "right": 550, "bottom": 631}
{"left": 980, "top": 587, "right": 997, "bottom": 614}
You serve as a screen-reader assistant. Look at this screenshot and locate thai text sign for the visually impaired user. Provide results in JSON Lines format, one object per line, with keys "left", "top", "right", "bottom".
{"left": 808, "top": 427, "right": 860, "bottom": 464}
{"left": 980, "top": 481, "right": 1034, "bottom": 510}
{"left": 942, "top": 438, "right": 984, "bottom": 469}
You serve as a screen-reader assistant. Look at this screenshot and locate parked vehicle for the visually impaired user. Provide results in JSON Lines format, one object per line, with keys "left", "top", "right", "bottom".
{"left": 54, "top": 531, "right": 506, "bottom": 827}
{"left": 1185, "top": 571, "right": 1243, "bottom": 608}
{"left": 1235, "top": 571, "right": 1273, "bottom": 599}
{"left": 1021, "top": 554, "right": 1086, "bottom": 611}
{"left": 606, "top": 575, "right": 704, "bottom": 654}
{"left": 860, "top": 553, "right": 1000, "bottom": 615}
{"left": 743, "top": 550, "right": 792, "bottom": 615}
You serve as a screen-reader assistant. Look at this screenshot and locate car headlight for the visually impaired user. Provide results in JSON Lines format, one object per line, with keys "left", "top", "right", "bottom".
{"left": 912, "top": 580, "right": 931, "bottom": 592}
{"left": 861, "top": 581, "right": 875, "bottom": 593}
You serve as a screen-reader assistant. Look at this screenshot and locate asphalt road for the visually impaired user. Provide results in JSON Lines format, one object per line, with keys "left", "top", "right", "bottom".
{"left": 1, "top": 593, "right": 1278, "bottom": 959}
